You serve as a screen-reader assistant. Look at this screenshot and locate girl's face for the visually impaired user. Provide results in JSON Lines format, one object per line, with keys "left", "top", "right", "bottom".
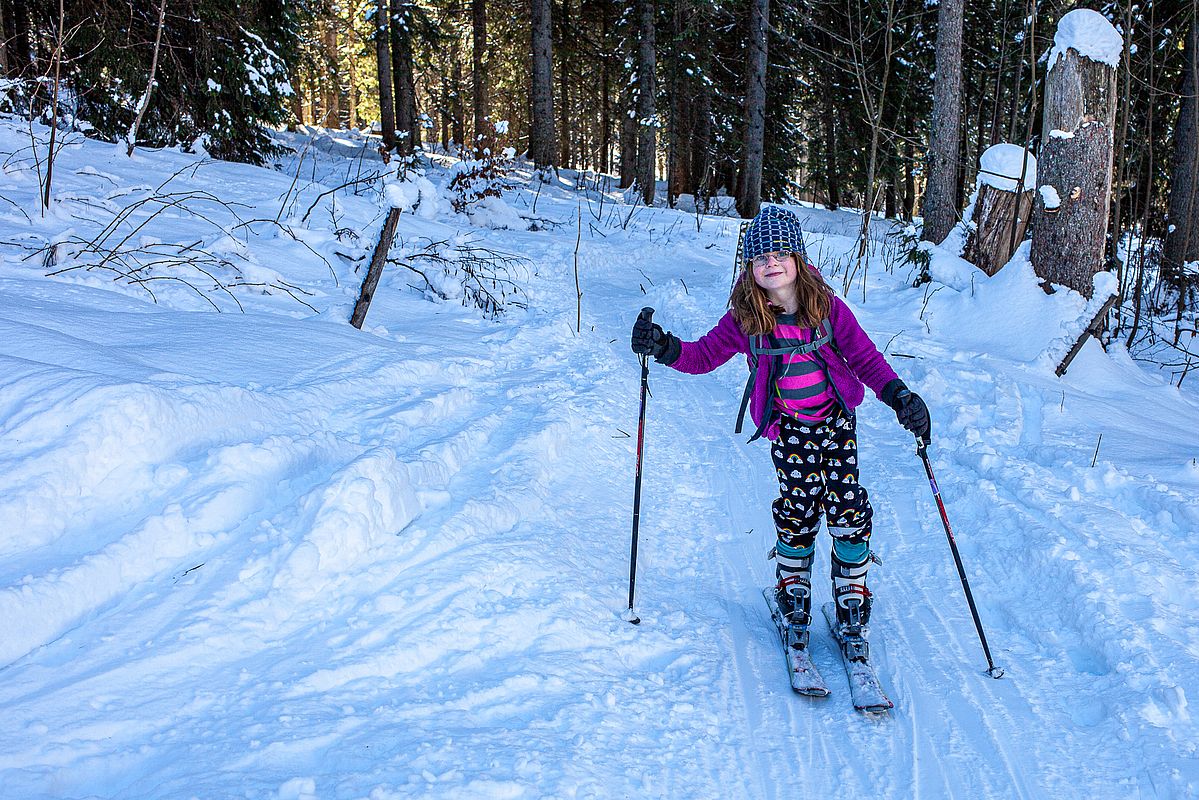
{"left": 751, "top": 251, "right": 798, "bottom": 294}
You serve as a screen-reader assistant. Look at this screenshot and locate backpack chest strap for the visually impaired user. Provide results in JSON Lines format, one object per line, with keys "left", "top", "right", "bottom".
{"left": 735, "top": 320, "right": 831, "bottom": 436}
{"left": 751, "top": 319, "right": 832, "bottom": 357}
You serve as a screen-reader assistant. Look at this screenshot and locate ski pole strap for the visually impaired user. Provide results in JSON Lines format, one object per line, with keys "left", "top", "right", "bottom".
{"left": 735, "top": 320, "right": 833, "bottom": 435}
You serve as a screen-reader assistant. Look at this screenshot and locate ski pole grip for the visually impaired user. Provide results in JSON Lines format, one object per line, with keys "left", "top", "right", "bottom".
{"left": 639, "top": 307, "right": 655, "bottom": 324}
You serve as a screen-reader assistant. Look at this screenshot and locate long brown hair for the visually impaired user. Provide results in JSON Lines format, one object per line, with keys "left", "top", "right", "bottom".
{"left": 729, "top": 255, "right": 833, "bottom": 336}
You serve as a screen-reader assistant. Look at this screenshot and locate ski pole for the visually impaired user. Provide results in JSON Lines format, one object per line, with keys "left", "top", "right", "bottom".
{"left": 627, "top": 307, "right": 654, "bottom": 625}
{"left": 916, "top": 437, "right": 1004, "bottom": 678}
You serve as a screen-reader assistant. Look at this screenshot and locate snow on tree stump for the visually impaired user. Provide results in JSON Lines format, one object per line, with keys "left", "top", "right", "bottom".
{"left": 963, "top": 144, "right": 1036, "bottom": 276}
{"left": 1029, "top": 9, "right": 1122, "bottom": 299}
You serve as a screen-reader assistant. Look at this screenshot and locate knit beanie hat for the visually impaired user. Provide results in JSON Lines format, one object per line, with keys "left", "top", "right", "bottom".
{"left": 739, "top": 206, "right": 808, "bottom": 269}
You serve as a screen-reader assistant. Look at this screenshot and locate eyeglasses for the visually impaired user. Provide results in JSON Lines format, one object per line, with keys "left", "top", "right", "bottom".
{"left": 751, "top": 250, "right": 795, "bottom": 269}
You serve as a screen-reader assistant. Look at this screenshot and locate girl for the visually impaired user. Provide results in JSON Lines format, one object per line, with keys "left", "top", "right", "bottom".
{"left": 630, "top": 206, "right": 930, "bottom": 654}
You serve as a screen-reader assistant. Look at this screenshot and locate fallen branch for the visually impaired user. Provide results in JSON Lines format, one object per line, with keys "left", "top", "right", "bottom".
{"left": 1056, "top": 293, "right": 1118, "bottom": 377}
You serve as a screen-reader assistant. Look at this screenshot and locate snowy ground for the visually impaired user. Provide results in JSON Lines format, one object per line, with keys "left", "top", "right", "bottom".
{"left": 1, "top": 122, "right": 1197, "bottom": 800}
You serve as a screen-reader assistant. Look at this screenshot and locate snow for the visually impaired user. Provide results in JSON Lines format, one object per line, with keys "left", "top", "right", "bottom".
{"left": 1041, "top": 184, "right": 1063, "bottom": 210}
{"left": 978, "top": 143, "right": 1037, "bottom": 192}
{"left": 463, "top": 194, "right": 525, "bottom": 229}
{"left": 0, "top": 120, "right": 1197, "bottom": 800}
{"left": 1048, "top": 9, "right": 1124, "bottom": 70}
{"left": 383, "top": 166, "right": 441, "bottom": 218}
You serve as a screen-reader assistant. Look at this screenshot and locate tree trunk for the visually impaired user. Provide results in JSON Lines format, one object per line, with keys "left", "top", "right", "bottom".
{"left": 126, "top": 0, "right": 167, "bottom": 156}
{"left": 471, "top": 0, "right": 487, "bottom": 151}
{"left": 599, "top": 0, "right": 611, "bottom": 174}
{"left": 964, "top": 184, "right": 1034, "bottom": 275}
{"left": 957, "top": 52, "right": 976, "bottom": 212}
{"left": 619, "top": 80, "right": 636, "bottom": 189}
{"left": 692, "top": 83, "right": 712, "bottom": 205}
{"left": 634, "top": 0, "right": 657, "bottom": 205}
{"left": 1030, "top": 20, "right": 1120, "bottom": 299}
{"left": 346, "top": 46, "right": 358, "bottom": 129}
{"left": 375, "top": 0, "right": 396, "bottom": 148}
{"left": 8, "top": 0, "right": 30, "bottom": 76}
{"left": 667, "top": 86, "right": 692, "bottom": 205}
{"left": 530, "top": 0, "right": 556, "bottom": 172}
{"left": 823, "top": 99, "right": 840, "bottom": 210}
{"left": 452, "top": 57, "right": 465, "bottom": 149}
{"left": 1163, "top": 18, "right": 1199, "bottom": 306}
{"left": 903, "top": 138, "right": 915, "bottom": 221}
{"left": 440, "top": 73, "right": 451, "bottom": 150}
{"left": 290, "top": 79, "right": 304, "bottom": 128}
{"left": 324, "top": 23, "right": 340, "bottom": 127}
{"left": 390, "top": 0, "right": 420, "bottom": 155}
{"left": 0, "top": 0, "right": 9, "bottom": 75}
{"left": 737, "top": 0, "right": 768, "bottom": 219}
{"left": 922, "top": 0, "right": 964, "bottom": 243}
{"left": 666, "top": 0, "right": 690, "bottom": 205}
{"left": 558, "top": 0, "right": 572, "bottom": 168}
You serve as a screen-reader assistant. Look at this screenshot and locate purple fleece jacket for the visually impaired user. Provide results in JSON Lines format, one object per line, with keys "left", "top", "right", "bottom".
{"left": 669, "top": 295, "right": 899, "bottom": 442}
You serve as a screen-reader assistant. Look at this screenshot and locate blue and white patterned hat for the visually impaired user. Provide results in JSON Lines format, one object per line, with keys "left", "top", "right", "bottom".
{"left": 739, "top": 206, "right": 808, "bottom": 268}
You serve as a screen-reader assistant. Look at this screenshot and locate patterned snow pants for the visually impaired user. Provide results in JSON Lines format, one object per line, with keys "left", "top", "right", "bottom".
{"left": 770, "top": 409, "right": 874, "bottom": 614}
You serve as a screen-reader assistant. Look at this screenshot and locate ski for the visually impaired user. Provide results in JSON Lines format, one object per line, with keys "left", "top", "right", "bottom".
{"left": 762, "top": 587, "right": 829, "bottom": 697}
{"left": 821, "top": 601, "right": 893, "bottom": 713}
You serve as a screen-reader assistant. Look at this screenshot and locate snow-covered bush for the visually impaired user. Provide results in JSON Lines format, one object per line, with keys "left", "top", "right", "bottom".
{"left": 383, "top": 157, "right": 442, "bottom": 220}
{"left": 446, "top": 121, "right": 520, "bottom": 228}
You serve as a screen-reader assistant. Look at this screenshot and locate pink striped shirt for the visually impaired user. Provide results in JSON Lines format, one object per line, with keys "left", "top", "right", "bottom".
{"left": 770, "top": 313, "right": 837, "bottom": 422}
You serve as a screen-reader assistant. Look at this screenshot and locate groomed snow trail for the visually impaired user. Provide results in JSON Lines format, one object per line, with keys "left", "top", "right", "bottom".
{"left": 0, "top": 125, "right": 1196, "bottom": 799}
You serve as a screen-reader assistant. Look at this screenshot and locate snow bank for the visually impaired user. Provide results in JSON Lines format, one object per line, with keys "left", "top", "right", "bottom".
{"left": 924, "top": 242, "right": 1113, "bottom": 367}
{"left": 464, "top": 194, "right": 525, "bottom": 230}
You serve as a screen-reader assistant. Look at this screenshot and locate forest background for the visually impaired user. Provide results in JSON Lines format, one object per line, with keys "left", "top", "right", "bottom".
{"left": 0, "top": 0, "right": 1196, "bottom": 369}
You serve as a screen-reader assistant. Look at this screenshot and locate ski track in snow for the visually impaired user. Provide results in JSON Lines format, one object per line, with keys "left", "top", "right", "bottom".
{"left": 0, "top": 122, "right": 1196, "bottom": 799}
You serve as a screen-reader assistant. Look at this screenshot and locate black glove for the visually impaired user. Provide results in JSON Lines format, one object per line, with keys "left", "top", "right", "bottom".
{"left": 630, "top": 310, "right": 681, "bottom": 365}
{"left": 882, "top": 379, "right": 931, "bottom": 441}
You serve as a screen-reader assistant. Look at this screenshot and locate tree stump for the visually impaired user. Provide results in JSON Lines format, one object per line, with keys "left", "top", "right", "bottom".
{"left": 964, "top": 184, "right": 1034, "bottom": 276}
{"left": 1030, "top": 122, "right": 1114, "bottom": 297}
{"left": 1029, "top": 11, "right": 1120, "bottom": 299}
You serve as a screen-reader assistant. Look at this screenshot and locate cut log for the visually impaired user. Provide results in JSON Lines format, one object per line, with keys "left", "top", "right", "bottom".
{"left": 964, "top": 184, "right": 1034, "bottom": 276}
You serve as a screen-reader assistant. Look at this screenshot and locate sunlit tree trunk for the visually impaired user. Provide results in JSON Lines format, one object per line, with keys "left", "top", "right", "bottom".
{"left": 375, "top": 0, "right": 397, "bottom": 150}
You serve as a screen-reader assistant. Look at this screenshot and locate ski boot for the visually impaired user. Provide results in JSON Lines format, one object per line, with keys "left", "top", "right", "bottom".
{"left": 776, "top": 574, "right": 813, "bottom": 650}
{"left": 832, "top": 583, "right": 873, "bottom": 663}
{"left": 772, "top": 541, "right": 814, "bottom": 650}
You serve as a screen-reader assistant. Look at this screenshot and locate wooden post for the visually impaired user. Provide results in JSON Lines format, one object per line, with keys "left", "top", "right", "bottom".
{"left": 350, "top": 207, "right": 401, "bottom": 329}
{"left": 1030, "top": 9, "right": 1121, "bottom": 298}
